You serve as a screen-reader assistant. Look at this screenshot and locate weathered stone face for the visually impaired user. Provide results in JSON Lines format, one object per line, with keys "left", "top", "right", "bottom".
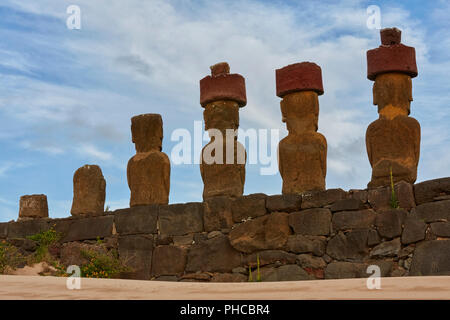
{"left": 127, "top": 113, "right": 170, "bottom": 207}
{"left": 366, "top": 29, "right": 420, "bottom": 189}
{"left": 203, "top": 100, "right": 239, "bottom": 133}
{"left": 373, "top": 73, "right": 412, "bottom": 115}
{"left": 131, "top": 114, "right": 163, "bottom": 153}
{"left": 278, "top": 91, "right": 327, "bottom": 194}
{"left": 19, "top": 194, "right": 48, "bottom": 220}
{"left": 70, "top": 165, "right": 106, "bottom": 216}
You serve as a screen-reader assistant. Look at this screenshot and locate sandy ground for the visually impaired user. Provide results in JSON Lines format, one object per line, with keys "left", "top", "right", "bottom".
{"left": 0, "top": 275, "right": 449, "bottom": 300}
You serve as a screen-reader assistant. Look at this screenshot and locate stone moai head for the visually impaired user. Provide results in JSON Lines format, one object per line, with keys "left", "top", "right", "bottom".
{"left": 276, "top": 62, "right": 324, "bottom": 135}
{"left": 19, "top": 194, "right": 48, "bottom": 220}
{"left": 367, "top": 27, "right": 417, "bottom": 117}
{"left": 131, "top": 113, "right": 163, "bottom": 153}
{"left": 200, "top": 62, "right": 246, "bottom": 135}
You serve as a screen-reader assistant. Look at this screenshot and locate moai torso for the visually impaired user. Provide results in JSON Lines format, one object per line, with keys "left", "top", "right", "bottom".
{"left": 199, "top": 63, "right": 247, "bottom": 200}
{"left": 71, "top": 164, "right": 106, "bottom": 216}
{"left": 19, "top": 194, "right": 48, "bottom": 220}
{"left": 276, "top": 62, "right": 327, "bottom": 194}
{"left": 366, "top": 28, "right": 420, "bottom": 188}
{"left": 127, "top": 114, "right": 170, "bottom": 206}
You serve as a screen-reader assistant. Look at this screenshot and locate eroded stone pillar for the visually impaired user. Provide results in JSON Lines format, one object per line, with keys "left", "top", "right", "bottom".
{"left": 19, "top": 194, "right": 48, "bottom": 220}
{"left": 366, "top": 27, "right": 420, "bottom": 188}
{"left": 127, "top": 114, "right": 170, "bottom": 206}
{"left": 199, "top": 62, "right": 247, "bottom": 200}
{"left": 70, "top": 164, "right": 106, "bottom": 216}
{"left": 276, "top": 62, "right": 327, "bottom": 194}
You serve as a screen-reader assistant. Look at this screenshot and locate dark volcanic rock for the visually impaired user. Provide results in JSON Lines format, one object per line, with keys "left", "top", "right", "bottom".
{"left": 266, "top": 194, "right": 302, "bottom": 213}
{"left": 186, "top": 234, "right": 241, "bottom": 273}
{"left": 289, "top": 208, "right": 331, "bottom": 236}
{"left": 414, "top": 177, "right": 450, "bottom": 205}
{"left": 229, "top": 212, "right": 290, "bottom": 253}
{"left": 231, "top": 193, "right": 267, "bottom": 222}
{"left": 410, "top": 240, "right": 450, "bottom": 276}
{"left": 114, "top": 205, "right": 158, "bottom": 235}
{"left": 159, "top": 202, "right": 204, "bottom": 236}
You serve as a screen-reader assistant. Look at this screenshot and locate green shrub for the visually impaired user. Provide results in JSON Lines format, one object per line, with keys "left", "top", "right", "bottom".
{"left": 79, "top": 249, "right": 129, "bottom": 279}
{"left": 27, "top": 226, "right": 62, "bottom": 263}
{"left": 0, "top": 240, "right": 25, "bottom": 274}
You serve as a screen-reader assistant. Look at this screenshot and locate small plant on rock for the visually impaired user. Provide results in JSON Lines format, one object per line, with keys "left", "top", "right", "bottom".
{"left": 247, "top": 253, "right": 262, "bottom": 282}
{"left": 389, "top": 166, "right": 400, "bottom": 209}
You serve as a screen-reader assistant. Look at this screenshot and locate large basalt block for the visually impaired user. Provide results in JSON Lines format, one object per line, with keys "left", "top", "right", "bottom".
{"left": 414, "top": 177, "right": 450, "bottom": 205}
{"left": 401, "top": 216, "right": 426, "bottom": 244}
{"left": 330, "top": 198, "right": 366, "bottom": 212}
{"left": 231, "top": 193, "right": 267, "bottom": 222}
{"left": 266, "top": 194, "right": 302, "bottom": 213}
{"left": 229, "top": 212, "right": 290, "bottom": 253}
{"left": 301, "top": 189, "right": 348, "bottom": 209}
{"left": 203, "top": 196, "right": 234, "bottom": 232}
{"left": 370, "top": 238, "right": 401, "bottom": 258}
{"left": 285, "top": 235, "right": 326, "bottom": 256}
{"left": 8, "top": 219, "right": 50, "bottom": 239}
{"left": 118, "top": 234, "right": 154, "bottom": 280}
{"left": 430, "top": 222, "right": 450, "bottom": 237}
{"left": 410, "top": 200, "right": 450, "bottom": 223}
{"left": 375, "top": 209, "right": 407, "bottom": 239}
{"left": 410, "top": 240, "right": 450, "bottom": 276}
{"left": 159, "top": 203, "right": 204, "bottom": 236}
{"left": 326, "top": 230, "right": 369, "bottom": 261}
{"left": 0, "top": 223, "right": 8, "bottom": 239}
{"left": 325, "top": 262, "right": 368, "bottom": 279}
{"left": 368, "top": 181, "right": 415, "bottom": 211}
{"left": 332, "top": 209, "right": 376, "bottom": 231}
{"left": 114, "top": 205, "right": 158, "bottom": 235}
{"left": 56, "top": 215, "right": 114, "bottom": 242}
{"left": 289, "top": 209, "right": 331, "bottom": 236}
{"left": 151, "top": 245, "right": 187, "bottom": 276}
{"left": 186, "top": 234, "right": 241, "bottom": 273}
{"left": 19, "top": 194, "right": 48, "bottom": 219}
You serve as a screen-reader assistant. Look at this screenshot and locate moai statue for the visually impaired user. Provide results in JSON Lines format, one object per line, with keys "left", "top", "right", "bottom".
{"left": 366, "top": 27, "right": 420, "bottom": 188}
{"left": 19, "top": 194, "right": 48, "bottom": 220}
{"left": 276, "top": 62, "right": 327, "bottom": 194}
{"left": 70, "top": 164, "right": 106, "bottom": 216}
{"left": 199, "top": 62, "right": 247, "bottom": 200}
{"left": 127, "top": 114, "right": 170, "bottom": 206}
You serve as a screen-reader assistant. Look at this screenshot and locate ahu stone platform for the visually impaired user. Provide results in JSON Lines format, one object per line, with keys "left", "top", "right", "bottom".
{"left": 1, "top": 177, "right": 450, "bottom": 282}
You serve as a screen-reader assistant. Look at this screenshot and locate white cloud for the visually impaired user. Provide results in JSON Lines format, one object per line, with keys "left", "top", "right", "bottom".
{"left": 76, "top": 144, "right": 112, "bottom": 161}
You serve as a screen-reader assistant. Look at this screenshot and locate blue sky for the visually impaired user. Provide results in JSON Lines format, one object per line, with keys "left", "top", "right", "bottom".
{"left": 0, "top": 0, "right": 449, "bottom": 222}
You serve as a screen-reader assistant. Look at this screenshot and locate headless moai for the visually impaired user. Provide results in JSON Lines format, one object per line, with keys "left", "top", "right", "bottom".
{"left": 276, "top": 62, "right": 327, "bottom": 194}
{"left": 366, "top": 27, "right": 420, "bottom": 188}
{"left": 19, "top": 194, "right": 48, "bottom": 220}
{"left": 127, "top": 114, "right": 170, "bottom": 206}
{"left": 199, "top": 62, "right": 247, "bottom": 200}
{"left": 70, "top": 164, "right": 106, "bottom": 216}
